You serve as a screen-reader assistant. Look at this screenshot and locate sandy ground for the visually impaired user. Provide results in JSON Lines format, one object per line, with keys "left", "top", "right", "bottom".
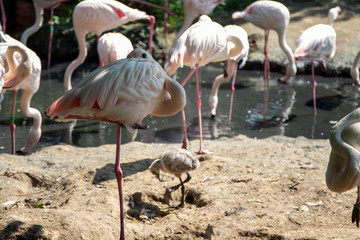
{"left": 1, "top": 136, "right": 359, "bottom": 239}
{"left": 2, "top": 1, "right": 360, "bottom": 240}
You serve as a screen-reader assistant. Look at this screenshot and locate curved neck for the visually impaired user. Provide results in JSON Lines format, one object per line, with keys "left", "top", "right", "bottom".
{"left": 328, "top": 14, "right": 336, "bottom": 26}
{"left": 278, "top": 32, "right": 296, "bottom": 79}
{"left": 20, "top": 3, "right": 44, "bottom": 44}
{"left": 20, "top": 89, "right": 42, "bottom": 129}
{"left": 211, "top": 60, "right": 236, "bottom": 97}
{"left": 151, "top": 77, "right": 186, "bottom": 116}
{"left": 4, "top": 46, "right": 31, "bottom": 88}
{"left": 211, "top": 34, "right": 245, "bottom": 63}
{"left": 64, "top": 30, "right": 88, "bottom": 91}
{"left": 326, "top": 108, "right": 360, "bottom": 192}
{"left": 228, "top": 37, "right": 244, "bottom": 60}
{"left": 353, "top": 51, "right": 360, "bottom": 70}
{"left": 19, "top": 89, "right": 42, "bottom": 153}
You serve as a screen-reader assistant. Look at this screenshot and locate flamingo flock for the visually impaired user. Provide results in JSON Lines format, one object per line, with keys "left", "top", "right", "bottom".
{"left": 3, "top": 0, "right": 360, "bottom": 238}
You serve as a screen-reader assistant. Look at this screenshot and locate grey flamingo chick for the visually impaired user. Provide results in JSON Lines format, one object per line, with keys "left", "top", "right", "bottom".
{"left": 149, "top": 148, "right": 199, "bottom": 208}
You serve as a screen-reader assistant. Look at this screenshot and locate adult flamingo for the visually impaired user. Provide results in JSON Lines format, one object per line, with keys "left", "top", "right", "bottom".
{"left": 64, "top": 0, "right": 155, "bottom": 91}
{"left": 208, "top": 25, "right": 249, "bottom": 122}
{"left": 293, "top": 6, "right": 341, "bottom": 115}
{"left": 46, "top": 48, "right": 186, "bottom": 240}
{"left": 20, "top": 0, "right": 65, "bottom": 44}
{"left": 20, "top": 0, "right": 66, "bottom": 69}
{"left": 175, "top": 0, "right": 225, "bottom": 42}
{"left": 232, "top": 0, "right": 296, "bottom": 82}
{"left": 97, "top": 32, "right": 134, "bottom": 66}
{"left": 167, "top": 0, "right": 225, "bottom": 59}
{"left": 166, "top": 15, "right": 246, "bottom": 154}
{"left": 350, "top": 50, "right": 360, "bottom": 86}
{"left": 0, "top": 34, "right": 42, "bottom": 155}
{"left": 326, "top": 107, "right": 360, "bottom": 227}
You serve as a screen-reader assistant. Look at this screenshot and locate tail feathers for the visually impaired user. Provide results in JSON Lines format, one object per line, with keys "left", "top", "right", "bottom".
{"left": 46, "top": 92, "right": 81, "bottom": 120}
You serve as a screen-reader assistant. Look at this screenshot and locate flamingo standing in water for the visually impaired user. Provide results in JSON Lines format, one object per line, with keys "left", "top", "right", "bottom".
{"left": 64, "top": 0, "right": 156, "bottom": 91}
{"left": 20, "top": 0, "right": 65, "bottom": 44}
{"left": 326, "top": 107, "right": 360, "bottom": 227}
{"left": 46, "top": 48, "right": 186, "bottom": 240}
{"left": 293, "top": 6, "right": 341, "bottom": 115}
{"left": 166, "top": 15, "right": 246, "bottom": 154}
{"left": 20, "top": 0, "right": 66, "bottom": 69}
{"left": 97, "top": 32, "right": 134, "bottom": 66}
{"left": 208, "top": 25, "right": 249, "bottom": 122}
{"left": 0, "top": 32, "right": 42, "bottom": 155}
{"left": 167, "top": 0, "right": 224, "bottom": 59}
{"left": 232, "top": 0, "right": 296, "bottom": 82}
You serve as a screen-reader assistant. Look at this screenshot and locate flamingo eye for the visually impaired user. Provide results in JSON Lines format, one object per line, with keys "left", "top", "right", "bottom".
{"left": 142, "top": 53, "right": 147, "bottom": 58}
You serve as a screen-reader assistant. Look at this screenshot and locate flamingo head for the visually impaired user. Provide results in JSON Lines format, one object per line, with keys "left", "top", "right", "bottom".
{"left": 328, "top": 6, "right": 341, "bottom": 26}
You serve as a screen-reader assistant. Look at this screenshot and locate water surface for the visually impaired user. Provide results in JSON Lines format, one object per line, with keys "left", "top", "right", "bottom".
{"left": 0, "top": 61, "right": 359, "bottom": 154}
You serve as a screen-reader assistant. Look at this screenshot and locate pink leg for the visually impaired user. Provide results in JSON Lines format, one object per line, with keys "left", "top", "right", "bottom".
{"left": 264, "top": 30, "right": 270, "bottom": 81}
{"left": 262, "top": 79, "right": 269, "bottom": 124}
{"left": 181, "top": 68, "right": 195, "bottom": 86}
{"left": 147, "top": 16, "right": 155, "bottom": 55}
{"left": 311, "top": 60, "right": 317, "bottom": 115}
{"left": 10, "top": 91, "right": 17, "bottom": 155}
{"left": 179, "top": 69, "right": 195, "bottom": 150}
{"left": 47, "top": 4, "right": 59, "bottom": 73}
{"left": 195, "top": 66, "right": 212, "bottom": 155}
{"left": 228, "top": 64, "right": 238, "bottom": 124}
{"left": 164, "top": 0, "right": 168, "bottom": 62}
{"left": 114, "top": 124, "right": 125, "bottom": 240}
{"left": 181, "top": 109, "right": 189, "bottom": 150}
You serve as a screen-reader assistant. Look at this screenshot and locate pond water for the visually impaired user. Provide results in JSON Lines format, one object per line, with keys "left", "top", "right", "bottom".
{"left": 1, "top": 61, "right": 360, "bottom": 154}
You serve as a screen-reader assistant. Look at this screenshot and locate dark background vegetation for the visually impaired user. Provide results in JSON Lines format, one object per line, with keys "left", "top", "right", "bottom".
{"left": 1, "top": 0, "right": 359, "bottom": 63}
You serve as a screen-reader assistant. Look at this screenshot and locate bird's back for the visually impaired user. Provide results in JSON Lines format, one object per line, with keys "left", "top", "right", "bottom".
{"left": 73, "top": 0, "right": 149, "bottom": 35}
{"left": 46, "top": 51, "right": 168, "bottom": 125}
{"left": 160, "top": 149, "right": 199, "bottom": 178}
{"left": 167, "top": 15, "right": 226, "bottom": 74}
{"left": 224, "top": 25, "right": 249, "bottom": 63}
{"left": 35, "top": 0, "right": 63, "bottom": 9}
{"left": 294, "top": 24, "right": 336, "bottom": 59}
{"left": 97, "top": 33, "right": 134, "bottom": 65}
{"left": 233, "top": 1, "right": 290, "bottom": 33}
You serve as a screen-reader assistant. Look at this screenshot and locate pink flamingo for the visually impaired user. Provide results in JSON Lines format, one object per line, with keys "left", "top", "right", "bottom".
{"left": 175, "top": 0, "right": 225, "bottom": 41}
{"left": 166, "top": 15, "right": 246, "bottom": 154}
{"left": 232, "top": 0, "right": 296, "bottom": 82}
{"left": 20, "top": 0, "right": 66, "bottom": 69}
{"left": 46, "top": 48, "right": 186, "bottom": 240}
{"left": 167, "top": 0, "right": 224, "bottom": 59}
{"left": 326, "top": 107, "right": 360, "bottom": 227}
{"left": 0, "top": 33, "right": 42, "bottom": 155}
{"left": 350, "top": 50, "right": 360, "bottom": 86}
{"left": 97, "top": 32, "right": 134, "bottom": 66}
{"left": 293, "top": 6, "right": 341, "bottom": 115}
{"left": 208, "top": 25, "right": 249, "bottom": 122}
{"left": 64, "top": 0, "right": 155, "bottom": 91}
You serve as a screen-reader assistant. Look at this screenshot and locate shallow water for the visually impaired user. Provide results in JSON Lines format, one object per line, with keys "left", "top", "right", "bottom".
{"left": 0, "top": 61, "right": 359, "bottom": 154}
